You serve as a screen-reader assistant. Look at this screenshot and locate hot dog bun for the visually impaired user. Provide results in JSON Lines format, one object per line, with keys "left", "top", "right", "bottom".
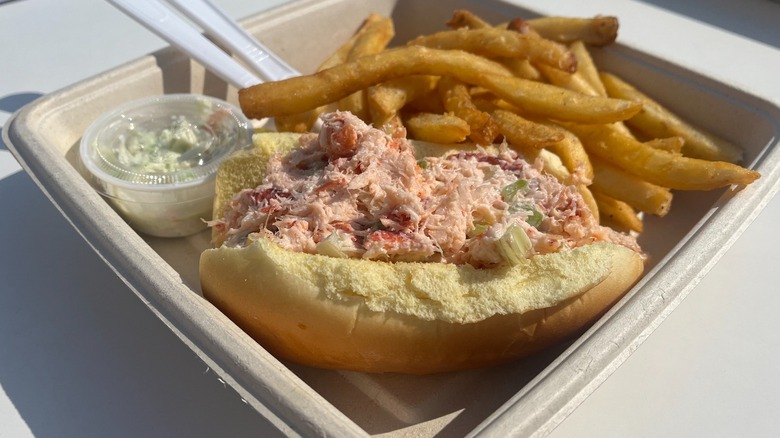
{"left": 200, "top": 131, "right": 644, "bottom": 374}
{"left": 200, "top": 237, "right": 642, "bottom": 374}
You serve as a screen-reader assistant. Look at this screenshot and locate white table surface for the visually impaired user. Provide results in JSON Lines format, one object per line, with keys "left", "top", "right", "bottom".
{"left": 2, "top": 0, "right": 779, "bottom": 437}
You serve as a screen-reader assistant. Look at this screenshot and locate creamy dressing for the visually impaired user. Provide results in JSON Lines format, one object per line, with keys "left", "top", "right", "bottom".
{"left": 112, "top": 115, "right": 214, "bottom": 174}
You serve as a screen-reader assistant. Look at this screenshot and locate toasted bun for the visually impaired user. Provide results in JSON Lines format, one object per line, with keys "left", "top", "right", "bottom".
{"left": 212, "top": 132, "right": 306, "bottom": 218}
{"left": 200, "top": 238, "right": 643, "bottom": 374}
{"left": 201, "top": 131, "right": 644, "bottom": 374}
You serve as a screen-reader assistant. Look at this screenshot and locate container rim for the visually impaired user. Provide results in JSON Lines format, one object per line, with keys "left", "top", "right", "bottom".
{"left": 79, "top": 93, "right": 252, "bottom": 191}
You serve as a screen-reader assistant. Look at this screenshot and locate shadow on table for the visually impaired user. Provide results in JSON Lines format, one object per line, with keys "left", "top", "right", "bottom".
{"left": 0, "top": 92, "right": 41, "bottom": 113}
{"left": 638, "top": 0, "right": 780, "bottom": 49}
{"left": 1, "top": 93, "right": 43, "bottom": 152}
{"left": 0, "top": 172, "right": 280, "bottom": 437}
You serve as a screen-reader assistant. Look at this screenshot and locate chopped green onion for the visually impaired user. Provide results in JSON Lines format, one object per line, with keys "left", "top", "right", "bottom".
{"left": 496, "top": 225, "right": 532, "bottom": 267}
{"left": 501, "top": 179, "right": 528, "bottom": 201}
{"left": 417, "top": 159, "right": 429, "bottom": 169}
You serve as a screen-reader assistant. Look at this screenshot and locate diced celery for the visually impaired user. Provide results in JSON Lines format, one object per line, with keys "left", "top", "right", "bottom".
{"left": 467, "top": 222, "right": 490, "bottom": 238}
{"left": 316, "top": 232, "right": 350, "bottom": 258}
{"left": 496, "top": 225, "right": 532, "bottom": 266}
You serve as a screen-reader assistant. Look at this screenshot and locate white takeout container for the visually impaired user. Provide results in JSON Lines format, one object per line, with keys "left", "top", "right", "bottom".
{"left": 79, "top": 94, "right": 253, "bottom": 237}
{"left": 4, "top": 0, "right": 780, "bottom": 436}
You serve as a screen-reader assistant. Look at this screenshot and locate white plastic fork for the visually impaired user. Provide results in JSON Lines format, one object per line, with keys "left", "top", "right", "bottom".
{"left": 165, "top": 0, "right": 300, "bottom": 82}
{"left": 106, "top": 0, "right": 300, "bottom": 89}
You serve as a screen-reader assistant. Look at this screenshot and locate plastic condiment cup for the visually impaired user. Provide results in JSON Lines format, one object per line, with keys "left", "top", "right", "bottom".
{"left": 79, "top": 94, "right": 253, "bottom": 237}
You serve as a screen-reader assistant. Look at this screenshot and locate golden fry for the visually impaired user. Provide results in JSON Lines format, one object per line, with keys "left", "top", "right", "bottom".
{"left": 536, "top": 41, "right": 608, "bottom": 100}
{"left": 537, "top": 63, "right": 600, "bottom": 97}
{"left": 500, "top": 58, "right": 542, "bottom": 80}
{"left": 438, "top": 77, "right": 500, "bottom": 145}
{"left": 471, "top": 95, "right": 520, "bottom": 114}
{"left": 446, "top": 9, "right": 492, "bottom": 29}
{"left": 645, "top": 136, "right": 684, "bottom": 154}
{"left": 600, "top": 72, "right": 743, "bottom": 163}
{"left": 491, "top": 109, "right": 565, "bottom": 151}
{"left": 477, "top": 74, "right": 642, "bottom": 124}
{"left": 592, "top": 191, "right": 644, "bottom": 233}
{"left": 368, "top": 75, "right": 439, "bottom": 126}
{"left": 338, "top": 15, "right": 395, "bottom": 121}
{"left": 536, "top": 148, "right": 571, "bottom": 182}
{"left": 571, "top": 123, "right": 760, "bottom": 190}
{"left": 272, "top": 110, "right": 321, "bottom": 133}
{"left": 527, "top": 16, "right": 619, "bottom": 47}
{"left": 591, "top": 157, "right": 672, "bottom": 216}
{"left": 568, "top": 41, "right": 608, "bottom": 96}
{"left": 446, "top": 11, "right": 541, "bottom": 80}
{"left": 346, "top": 15, "right": 394, "bottom": 56}
{"left": 545, "top": 126, "right": 594, "bottom": 183}
{"left": 242, "top": 10, "right": 762, "bottom": 241}
{"left": 408, "top": 28, "right": 577, "bottom": 73}
{"left": 404, "top": 112, "right": 471, "bottom": 144}
{"left": 275, "top": 13, "right": 385, "bottom": 132}
{"left": 406, "top": 88, "right": 446, "bottom": 114}
{"left": 239, "top": 46, "right": 513, "bottom": 119}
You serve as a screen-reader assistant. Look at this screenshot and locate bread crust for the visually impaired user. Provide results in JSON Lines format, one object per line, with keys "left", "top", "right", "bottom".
{"left": 200, "top": 237, "right": 643, "bottom": 374}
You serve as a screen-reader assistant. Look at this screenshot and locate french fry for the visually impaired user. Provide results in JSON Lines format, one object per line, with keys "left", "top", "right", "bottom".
{"left": 545, "top": 126, "right": 594, "bottom": 183}
{"left": 438, "top": 77, "right": 501, "bottom": 145}
{"left": 499, "top": 58, "right": 543, "bottom": 81}
{"left": 591, "top": 157, "right": 673, "bottom": 216}
{"left": 526, "top": 16, "right": 619, "bottom": 47}
{"left": 570, "top": 123, "right": 760, "bottom": 190}
{"left": 275, "top": 13, "right": 385, "bottom": 132}
{"left": 408, "top": 28, "right": 577, "bottom": 73}
{"left": 239, "top": 46, "right": 514, "bottom": 119}
{"left": 600, "top": 72, "right": 744, "bottom": 163}
{"left": 368, "top": 75, "right": 439, "bottom": 126}
{"left": 568, "top": 41, "right": 608, "bottom": 96}
{"left": 446, "top": 9, "right": 492, "bottom": 29}
{"left": 346, "top": 15, "right": 395, "bottom": 56}
{"left": 471, "top": 95, "right": 521, "bottom": 114}
{"left": 272, "top": 106, "right": 323, "bottom": 133}
{"left": 592, "top": 191, "right": 644, "bottom": 233}
{"left": 645, "top": 136, "right": 684, "bottom": 154}
{"left": 404, "top": 112, "right": 471, "bottom": 144}
{"left": 492, "top": 109, "right": 566, "bottom": 153}
{"left": 406, "top": 88, "right": 447, "bottom": 114}
{"left": 446, "top": 11, "right": 543, "bottom": 80}
{"left": 537, "top": 63, "right": 600, "bottom": 97}
{"left": 536, "top": 148, "right": 571, "bottom": 182}
{"left": 241, "top": 9, "right": 761, "bottom": 242}
{"left": 338, "top": 15, "right": 395, "bottom": 121}
{"left": 533, "top": 40, "right": 644, "bottom": 145}
{"left": 476, "top": 74, "right": 642, "bottom": 124}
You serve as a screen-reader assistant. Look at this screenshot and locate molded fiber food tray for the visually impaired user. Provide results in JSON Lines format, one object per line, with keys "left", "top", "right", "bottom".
{"left": 4, "top": 0, "right": 780, "bottom": 436}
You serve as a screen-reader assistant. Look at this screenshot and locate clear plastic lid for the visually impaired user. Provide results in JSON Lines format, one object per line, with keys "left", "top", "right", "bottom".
{"left": 80, "top": 94, "right": 252, "bottom": 190}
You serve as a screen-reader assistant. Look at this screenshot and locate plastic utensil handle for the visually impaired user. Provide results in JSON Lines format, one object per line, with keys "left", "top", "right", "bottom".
{"left": 166, "top": 0, "right": 300, "bottom": 81}
{"left": 106, "top": 0, "right": 261, "bottom": 89}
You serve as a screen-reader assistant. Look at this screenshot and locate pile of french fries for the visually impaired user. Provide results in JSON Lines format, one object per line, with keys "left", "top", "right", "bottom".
{"left": 237, "top": 10, "right": 760, "bottom": 234}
